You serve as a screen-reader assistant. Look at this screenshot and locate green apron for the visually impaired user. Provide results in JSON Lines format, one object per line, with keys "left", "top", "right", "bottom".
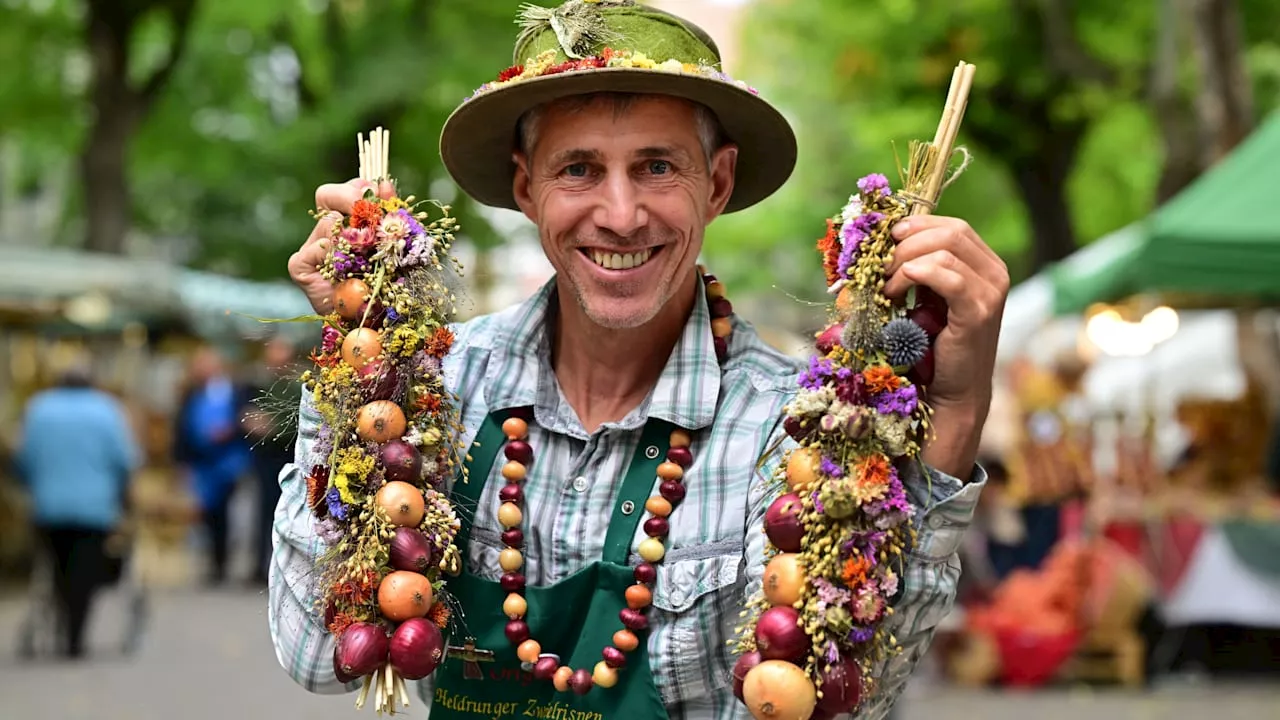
{"left": 429, "top": 411, "right": 673, "bottom": 720}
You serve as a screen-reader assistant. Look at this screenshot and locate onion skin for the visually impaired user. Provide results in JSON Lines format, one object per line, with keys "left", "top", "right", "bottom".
{"left": 389, "top": 527, "right": 433, "bottom": 573}
{"left": 815, "top": 323, "right": 843, "bottom": 354}
{"left": 764, "top": 493, "right": 805, "bottom": 552}
{"left": 375, "top": 481, "right": 425, "bottom": 527}
{"left": 356, "top": 400, "right": 407, "bottom": 443}
{"left": 754, "top": 606, "right": 809, "bottom": 663}
{"left": 358, "top": 360, "right": 399, "bottom": 402}
{"left": 813, "top": 655, "right": 863, "bottom": 716}
{"left": 335, "top": 622, "right": 389, "bottom": 679}
{"left": 380, "top": 440, "right": 422, "bottom": 484}
{"left": 742, "top": 659, "right": 817, "bottom": 720}
{"left": 389, "top": 617, "right": 445, "bottom": 680}
{"left": 732, "top": 651, "right": 763, "bottom": 701}
{"left": 377, "top": 570, "right": 434, "bottom": 621}
{"left": 763, "top": 554, "right": 805, "bottom": 608}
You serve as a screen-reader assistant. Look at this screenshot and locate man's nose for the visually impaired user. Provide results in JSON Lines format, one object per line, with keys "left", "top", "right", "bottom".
{"left": 593, "top": 172, "right": 648, "bottom": 238}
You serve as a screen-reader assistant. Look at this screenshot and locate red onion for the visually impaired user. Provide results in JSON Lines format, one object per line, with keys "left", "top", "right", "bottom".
{"left": 764, "top": 494, "right": 805, "bottom": 552}
{"left": 570, "top": 668, "right": 594, "bottom": 695}
{"left": 333, "top": 644, "right": 357, "bottom": 684}
{"left": 754, "top": 606, "right": 808, "bottom": 663}
{"left": 500, "top": 573, "right": 525, "bottom": 592}
{"left": 907, "top": 288, "right": 947, "bottom": 337}
{"left": 634, "top": 564, "right": 657, "bottom": 584}
{"left": 908, "top": 346, "right": 935, "bottom": 387}
{"left": 533, "top": 656, "right": 559, "bottom": 680}
{"left": 389, "top": 527, "right": 434, "bottom": 573}
{"left": 620, "top": 608, "right": 648, "bottom": 631}
{"left": 381, "top": 440, "right": 421, "bottom": 483}
{"left": 814, "top": 655, "right": 863, "bottom": 716}
{"left": 389, "top": 618, "right": 445, "bottom": 680}
{"left": 359, "top": 360, "right": 400, "bottom": 402}
{"left": 732, "top": 651, "right": 762, "bottom": 701}
{"left": 602, "top": 646, "right": 627, "bottom": 668}
{"left": 816, "top": 323, "right": 844, "bottom": 354}
{"left": 335, "top": 622, "right": 389, "bottom": 678}
{"left": 505, "top": 620, "right": 530, "bottom": 644}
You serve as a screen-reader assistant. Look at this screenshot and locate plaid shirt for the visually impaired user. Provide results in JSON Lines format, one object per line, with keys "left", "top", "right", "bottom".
{"left": 268, "top": 279, "right": 986, "bottom": 719}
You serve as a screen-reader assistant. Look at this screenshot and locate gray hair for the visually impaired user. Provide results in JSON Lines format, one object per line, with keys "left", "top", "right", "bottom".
{"left": 517, "top": 92, "right": 726, "bottom": 167}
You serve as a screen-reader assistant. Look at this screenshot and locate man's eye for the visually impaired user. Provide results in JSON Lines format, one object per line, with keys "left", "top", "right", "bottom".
{"left": 564, "top": 163, "right": 588, "bottom": 177}
{"left": 648, "top": 160, "right": 671, "bottom": 175}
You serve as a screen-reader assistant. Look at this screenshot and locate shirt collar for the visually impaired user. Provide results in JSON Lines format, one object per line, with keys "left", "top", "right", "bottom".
{"left": 482, "top": 277, "right": 722, "bottom": 436}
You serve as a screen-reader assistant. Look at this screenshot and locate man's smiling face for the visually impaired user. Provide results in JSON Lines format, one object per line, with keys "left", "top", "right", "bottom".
{"left": 512, "top": 93, "right": 737, "bottom": 330}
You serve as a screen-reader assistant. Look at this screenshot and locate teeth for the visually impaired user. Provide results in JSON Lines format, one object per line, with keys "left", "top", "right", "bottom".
{"left": 591, "top": 249, "right": 653, "bottom": 270}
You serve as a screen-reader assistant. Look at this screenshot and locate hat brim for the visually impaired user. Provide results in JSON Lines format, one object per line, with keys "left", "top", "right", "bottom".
{"left": 440, "top": 68, "right": 797, "bottom": 214}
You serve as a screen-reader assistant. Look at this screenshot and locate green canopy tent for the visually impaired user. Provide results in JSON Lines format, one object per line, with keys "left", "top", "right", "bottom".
{"left": 1052, "top": 110, "right": 1280, "bottom": 315}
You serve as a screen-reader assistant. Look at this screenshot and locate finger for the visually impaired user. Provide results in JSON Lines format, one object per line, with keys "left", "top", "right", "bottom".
{"left": 315, "top": 179, "right": 373, "bottom": 214}
{"left": 891, "top": 214, "right": 1004, "bottom": 272}
{"left": 883, "top": 250, "right": 988, "bottom": 321}
{"left": 304, "top": 211, "right": 342, "bottom": 250}
{"left": 377, "top": 180, "right": 396, "bottom": 200}
{"left": 887, "top": 220, "right": 1000, "bottom": 279}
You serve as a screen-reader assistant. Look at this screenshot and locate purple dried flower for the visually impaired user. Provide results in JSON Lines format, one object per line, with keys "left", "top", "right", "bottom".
{"left": 847, "top": 625, "right": 876, "bottom": 644}
{"left": 864, "top": 467, "right": 915, "bottom": 527}
{"left": 811, "top": 489, "right": 825, "bottom": 515}
{"left": 314, "top": 518, "right": 344, "bottom": 546}
{"left": 874, "top": 385, "right": 919, "bottom": 416}
{"left": 857, "top": 173, "right": 891, "bottom": 197}
{"left": 799, "top": 356, "right": 834, "bottom": 390}
{"left": 834, "top": 369, "right": 864, "bottom": 405}
{"left": 836, "top": 227, "right": 864, "bottom": 278}
{"left": 819, "top": 456, "right": 844, "bottom": 478}
{"left": 321, "top": 326, "right": 341, "bottom": 353}
{"left": 386, "top": 307, "right": 402, "bottom": 324}
{"left": 312, "top": 425, "right": 334, "bottom": 464}
{"left": 325, "top": 487, "right": 349, "bottom": 521}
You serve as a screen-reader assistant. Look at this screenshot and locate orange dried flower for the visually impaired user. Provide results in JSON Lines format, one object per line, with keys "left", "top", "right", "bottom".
{"left": 428, "top": 601, "right": 452, "bottom": 629}
{"left": 305, "top": 466, "right": 327, "bottom": 511}
{"left": 855, "top": 453, "right": 891, "bottom": 490}
{"left": 818, "top": 218, "right": 841, "bottom": 286}
{"left": 862, "top": 365, "right": 901, "bottom": 394}
{"left": 842, "top": 555, "right": 872, "bottom": 588}
{"left": 309, "top": 349, "right": 339, "bottom": 368}
{"left": 425, "top": 326, "right": 454, "bottom": 357}
{"left": 328, "top": 611, "right": 356, "bottom": 637}
{"left": 351, "top": 198, "right": 384, "bottom": 229}
{"left": 416, "top": 393, "right": 442, "bottom": 415}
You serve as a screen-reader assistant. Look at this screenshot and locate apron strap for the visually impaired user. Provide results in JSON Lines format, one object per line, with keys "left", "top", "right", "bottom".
{"left": 452, "top": 411, "right": 510, "bottom": 551}
{"left": 450, "top": 410, "right": 680, "bottom": 567}
{"left": 601, "top": 418, "right": 677, "bottom": 566}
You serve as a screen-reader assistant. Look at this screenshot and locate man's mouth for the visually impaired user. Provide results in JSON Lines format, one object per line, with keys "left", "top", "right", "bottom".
{"left": 583, "top": 247, "right": 657, "bottom": 271}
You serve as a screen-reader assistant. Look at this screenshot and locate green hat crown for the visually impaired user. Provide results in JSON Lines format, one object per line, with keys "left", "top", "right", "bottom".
{"left": 513, "top": 0, "right": 722, "bottom": 68}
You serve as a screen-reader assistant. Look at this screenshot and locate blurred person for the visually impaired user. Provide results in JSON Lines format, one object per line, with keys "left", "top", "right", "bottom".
{"left": 240, "top": 336, "right": 301, "bottom": 586}
{"left": 15, "top": 360, "right": 140, "bottom": 658}
{"left": 271, "top": 2, "right": 1009, "bottom": 717}
{"left": 173, "top": 345, "right": 251, "bottom": 586}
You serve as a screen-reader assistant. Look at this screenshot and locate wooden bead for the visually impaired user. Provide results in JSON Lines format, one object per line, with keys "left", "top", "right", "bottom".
{"left": 553, "top": 666, "right": 574, "bottom": 692}
{"left": 637, "top": 537, "right": 665, "bottom": 563}
{"left": 657, "top": 461, "right": 684, "bottom": 481}
{"left": 593, "top": 661, "right": 619, "bottom": 689}
{"left": 503, "top": 593, "right": 527, "bottom": 619}
{"left": 644, "top": 496, "right": 672, "bottom": 517}
{"left": 501, "top": 461, "right": 527, "bottom": 482}
{"left": 705, "top": 280, "right": 726, "bottom": 299}
{"left": 710, "top": 317, "right": 733, "bottom": 338}
{"left": 502, "top": 417, "right": 528, "bottom": 440}
{"left": 613, "top": 629, "right": 639, "bottom": 652}
{"left": 517, "top": 639, "right": 542, "bottom": 664}
{"left": 669, "top": 429, "right": 691, "bottom": 448}
{"left": 625, "top": 584, "right": 652, "bottom": 610}
{"left": 498, "top": 502, "right": 523, "bottom": 529}
{"left": 499, "top": 548, "right": 524, "bottom": 572}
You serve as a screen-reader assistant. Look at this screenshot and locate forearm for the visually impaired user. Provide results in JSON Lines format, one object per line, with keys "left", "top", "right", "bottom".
{"left": 922, "top": 400, "right": 987, "bottom": 480}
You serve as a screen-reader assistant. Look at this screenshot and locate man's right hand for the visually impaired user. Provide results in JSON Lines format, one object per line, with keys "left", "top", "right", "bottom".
{"left": 289, "top": 178, "right": 396, "bottom": 314}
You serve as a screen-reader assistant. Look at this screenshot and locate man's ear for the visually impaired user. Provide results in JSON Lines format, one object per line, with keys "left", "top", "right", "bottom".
{"left": 705, "top": 144, "right": 738, "bottom": 221}
{"left": 512, "top": 151, "right": 537, "bottom": 223}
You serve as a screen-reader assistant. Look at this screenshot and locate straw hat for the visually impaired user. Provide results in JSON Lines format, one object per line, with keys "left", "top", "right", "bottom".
{"left": 439, "top": 0, "right": 797, "bottom": 214}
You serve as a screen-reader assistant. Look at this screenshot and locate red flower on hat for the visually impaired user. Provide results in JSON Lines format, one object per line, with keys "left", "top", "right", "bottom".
{"left": 498, "top": 64, "right": 524, "bottom": 82}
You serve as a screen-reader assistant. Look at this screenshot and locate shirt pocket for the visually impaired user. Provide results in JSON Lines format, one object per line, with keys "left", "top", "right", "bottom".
{"left": 647, "top": 539, "right": 743, "bottom": 706}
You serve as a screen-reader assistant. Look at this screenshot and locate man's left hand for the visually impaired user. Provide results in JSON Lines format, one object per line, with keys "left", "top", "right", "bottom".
{"left": 884, "top": 215, "right": 1010, "bottom": 479}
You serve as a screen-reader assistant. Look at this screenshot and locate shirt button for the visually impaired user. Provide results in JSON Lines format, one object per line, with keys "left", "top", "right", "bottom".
{"left": 620, "top": 500, "right": 636, "bottom": 515}
{"left": 572, "top": 476, "right": 589, "bottom": 492}
{"left": 644, "top": 445, "right": 660, "bottom": 459}
{"left": 927, "top": 514, "right": 946, "bottom": 529}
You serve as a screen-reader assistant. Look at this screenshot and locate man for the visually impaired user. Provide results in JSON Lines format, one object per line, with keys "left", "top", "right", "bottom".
{"left": 17, "top": 361, "right": 140, "bottom": 658}
{"left": 269, "top": 2, "right": 1008, "bottom": 718}
{"left": 174, "top": 345, "right": 251, "bottom": 586}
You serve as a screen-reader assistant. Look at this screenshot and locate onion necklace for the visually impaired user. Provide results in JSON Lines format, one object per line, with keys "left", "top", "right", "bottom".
{"left": 491, "top": 266, "right": 732, "bottom": 696}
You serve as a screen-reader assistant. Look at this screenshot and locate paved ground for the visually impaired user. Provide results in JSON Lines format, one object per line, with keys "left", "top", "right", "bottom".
{"left": 0, "top": 585, "right": 1277, "bottom": 720}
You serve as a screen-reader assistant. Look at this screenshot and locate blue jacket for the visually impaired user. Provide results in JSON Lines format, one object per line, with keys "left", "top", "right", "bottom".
{"left": 17, "top": 386, "right": 140, "bottom": 530}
